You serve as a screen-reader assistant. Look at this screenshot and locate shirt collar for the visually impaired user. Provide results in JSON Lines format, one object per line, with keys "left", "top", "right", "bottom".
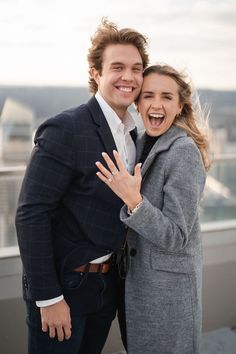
{"left": 95, "top": 92, "right": 135, "bottom": 134}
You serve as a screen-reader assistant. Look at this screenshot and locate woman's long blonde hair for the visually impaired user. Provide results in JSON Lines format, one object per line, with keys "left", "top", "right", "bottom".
{"left": 138, "top": 64, "right": 211, "bottom": 171}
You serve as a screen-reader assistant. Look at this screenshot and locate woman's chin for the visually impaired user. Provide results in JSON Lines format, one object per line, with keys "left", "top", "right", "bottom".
{"left": 145, "top": 127, "right": 161, "bottom": 137}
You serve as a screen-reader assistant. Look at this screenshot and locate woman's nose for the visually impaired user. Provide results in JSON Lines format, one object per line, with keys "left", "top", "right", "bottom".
{"left": 151, "top": 98, "right": 162, "bottom": 109}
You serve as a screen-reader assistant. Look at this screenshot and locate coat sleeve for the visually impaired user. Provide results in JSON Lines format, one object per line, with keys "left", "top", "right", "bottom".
{"left": 15, "top": 113, "right": 76, "bottom": 300}
{"left": 120, "top": 142, "right": 206, "bottom": 253}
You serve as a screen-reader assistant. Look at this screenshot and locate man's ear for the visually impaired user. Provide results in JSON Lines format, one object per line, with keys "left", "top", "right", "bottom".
{"left": 90, "top": 67, "right": 100, "bottom": 85}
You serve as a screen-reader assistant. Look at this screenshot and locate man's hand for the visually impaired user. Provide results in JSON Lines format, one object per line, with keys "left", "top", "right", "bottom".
{"left": 40, "top": 299, "right": 72, "bottom": 341}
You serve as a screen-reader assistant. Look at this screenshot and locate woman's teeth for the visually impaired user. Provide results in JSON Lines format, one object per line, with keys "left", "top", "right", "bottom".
{"left": 148, "top": 113, "right": 164, "bottom": 127}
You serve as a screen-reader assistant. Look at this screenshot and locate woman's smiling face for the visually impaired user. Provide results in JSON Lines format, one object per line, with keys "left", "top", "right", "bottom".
{"left": 138, "top": 73, "right": 183, "bottom": 136}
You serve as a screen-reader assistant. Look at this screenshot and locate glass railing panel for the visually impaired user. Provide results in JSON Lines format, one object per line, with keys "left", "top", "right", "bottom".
{"left": 200, "top": 155, "right": 236, "bottom": 224}
{"left": 0, "top": 155, "right": 236, "bottom": 256}
{"left": 0, "top": 167, "right": 25, "bottom": 250}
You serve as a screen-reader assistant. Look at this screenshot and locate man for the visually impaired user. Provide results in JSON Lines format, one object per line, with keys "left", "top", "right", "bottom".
{"left": 15, "top": 18, "right": 149, "bottom": 354}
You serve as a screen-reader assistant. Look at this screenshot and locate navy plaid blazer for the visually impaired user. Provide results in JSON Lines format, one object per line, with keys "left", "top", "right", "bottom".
{"left": 15, "top": 96, "right": 135, "bottom": 301}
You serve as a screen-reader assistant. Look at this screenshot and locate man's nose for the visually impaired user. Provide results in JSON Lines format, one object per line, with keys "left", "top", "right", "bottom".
{"left": 121, "top": 69, "right": 133, "bottom": 81}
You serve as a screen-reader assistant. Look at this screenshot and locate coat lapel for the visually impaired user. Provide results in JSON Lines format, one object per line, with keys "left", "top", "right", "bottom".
{"left": 87, "top": 96, "right": 117, "bottom": 157}
{"left": 140, "top": 125, "right": 187, "bottom": 177}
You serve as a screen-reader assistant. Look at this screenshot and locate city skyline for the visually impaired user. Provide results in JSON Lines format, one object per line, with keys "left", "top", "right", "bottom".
{"left": 0, "top": 0, "right": 236, "bottom": 89}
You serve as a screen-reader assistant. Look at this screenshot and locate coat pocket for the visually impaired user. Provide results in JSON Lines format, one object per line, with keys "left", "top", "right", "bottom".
{"left": 150, "top": 249, "right": 195, "bottom": 275}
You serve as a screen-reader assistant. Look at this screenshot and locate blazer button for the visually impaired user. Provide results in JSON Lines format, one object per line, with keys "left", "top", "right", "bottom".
{"left": 23, "top": 276, "right": 28, "bottom": 289}
{"left": 130, "top": 248, "right": 136, "bottom": 257}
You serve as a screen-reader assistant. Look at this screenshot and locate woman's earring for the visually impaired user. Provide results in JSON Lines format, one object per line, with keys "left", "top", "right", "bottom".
{"left": 176, "top": 112, "right": 182, "bottom": 119}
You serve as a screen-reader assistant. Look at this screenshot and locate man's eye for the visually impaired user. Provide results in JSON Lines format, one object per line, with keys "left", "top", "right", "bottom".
{"left": 133, "top": 67, "right": 142, "bottom": 72}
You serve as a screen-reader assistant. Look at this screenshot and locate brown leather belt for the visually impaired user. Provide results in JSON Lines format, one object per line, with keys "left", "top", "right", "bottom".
{"left": 74, "top": 261, "right": 111, "bottom": 274}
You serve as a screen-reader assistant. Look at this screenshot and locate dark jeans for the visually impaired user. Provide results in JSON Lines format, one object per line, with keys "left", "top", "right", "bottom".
{"left": 26, "top": 267, "right": 119, "bottom": 354}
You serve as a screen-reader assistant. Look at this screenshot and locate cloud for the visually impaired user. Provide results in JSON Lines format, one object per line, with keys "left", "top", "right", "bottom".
{"left": 0, "top": 0, "right": 235, "bottom": 88}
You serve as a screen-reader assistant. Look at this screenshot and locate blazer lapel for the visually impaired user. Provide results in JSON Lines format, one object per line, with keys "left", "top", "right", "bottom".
{"left": 130, "top": 127, "right": 138, "bottom": 144}
{"left": 87, "top": 96, "right": 117, "bottom": 157}
{"left": 136, "top": 131, "right": 146, "bottom": 163}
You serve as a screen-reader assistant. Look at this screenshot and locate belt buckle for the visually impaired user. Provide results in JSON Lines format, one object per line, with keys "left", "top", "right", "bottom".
{"left": 100, "top": 261, "right": 110, "bottom": 273}
{"left": 99, "top": 263, "right": 105, "bottom": 273}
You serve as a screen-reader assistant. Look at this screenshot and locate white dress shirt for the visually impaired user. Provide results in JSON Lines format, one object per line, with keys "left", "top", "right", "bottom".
{"left": 95, "top": 92, "right": 136, "bottom": 174}
{"left": 36, "top": 92, "right": 136, "bottom": 307}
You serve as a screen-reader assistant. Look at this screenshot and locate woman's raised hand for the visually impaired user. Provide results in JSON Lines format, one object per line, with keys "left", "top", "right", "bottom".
{"left": 96, "top": 150, "right": 143, "bottom": 209}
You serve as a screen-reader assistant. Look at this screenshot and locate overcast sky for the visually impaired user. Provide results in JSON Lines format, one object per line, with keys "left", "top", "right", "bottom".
{"left": 0, "top": 0, "right": 235, "bottom": 89}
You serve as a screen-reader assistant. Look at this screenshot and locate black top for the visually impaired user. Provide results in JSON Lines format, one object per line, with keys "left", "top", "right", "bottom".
{"left": 139, "top": 133, "right": 160, "bottom": 164}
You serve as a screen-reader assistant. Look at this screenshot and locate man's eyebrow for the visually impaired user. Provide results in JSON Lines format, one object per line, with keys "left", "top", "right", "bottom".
{"left": 132, "top": 63, "right": 143, "bottom": 68}
{"left": 110, "top": 62, "right": 124, "bottom": 66}
{"left": 110, "top": 62, "right": 143, "bottom": 66}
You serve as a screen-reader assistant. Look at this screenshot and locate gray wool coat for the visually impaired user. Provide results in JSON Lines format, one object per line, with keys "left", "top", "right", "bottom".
{"left": 120, "top": 125, "right": 206, "bottom": 354}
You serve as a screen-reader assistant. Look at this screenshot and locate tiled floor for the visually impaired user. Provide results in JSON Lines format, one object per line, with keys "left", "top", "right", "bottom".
{"left": 201, "top": 327, "right": 236, "bottom": 354}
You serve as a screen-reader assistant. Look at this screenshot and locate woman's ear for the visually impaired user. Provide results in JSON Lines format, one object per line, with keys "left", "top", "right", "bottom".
{"left": 178, "top": 103, "right": 183, "bottom": 116}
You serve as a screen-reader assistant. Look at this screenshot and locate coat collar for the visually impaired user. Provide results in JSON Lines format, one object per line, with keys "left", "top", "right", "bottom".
{"left": 138, "top": 125, "right": 187, "bottom": 177}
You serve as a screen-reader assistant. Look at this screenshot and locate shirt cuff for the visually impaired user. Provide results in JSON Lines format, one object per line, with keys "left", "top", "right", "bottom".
{"left": 36, "top": 295, "right": 64, "bottom": 308}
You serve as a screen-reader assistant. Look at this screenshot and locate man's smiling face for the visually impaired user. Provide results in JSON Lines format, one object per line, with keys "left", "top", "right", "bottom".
{"left": 92, "top": 44, "right": 143, "bottom": 119}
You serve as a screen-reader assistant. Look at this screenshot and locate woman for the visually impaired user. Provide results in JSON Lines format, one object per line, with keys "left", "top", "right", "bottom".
{"left": 96, "top": 64, "right": 210, "bottom": 354}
